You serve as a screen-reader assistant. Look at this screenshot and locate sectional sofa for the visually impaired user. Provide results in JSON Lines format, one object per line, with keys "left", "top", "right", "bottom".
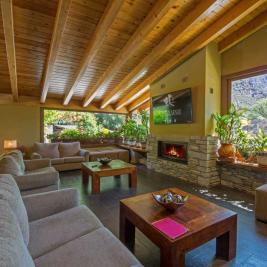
{"left": 0, "top": 174, "right": 142, "bottom": 267}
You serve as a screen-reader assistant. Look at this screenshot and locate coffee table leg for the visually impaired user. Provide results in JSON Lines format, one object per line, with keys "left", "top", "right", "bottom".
{"left": 120, "top": 210, "right": 135, "bottom": 251}
{"left": 129, "top": 168, "right": 137, "bottom": 188}
{"left": 216, "top": 217, "right": 237, "bottom": 260}
{"left": 82, "top": 169, "right": 89, "bottom": 185}
{"left": 92, "top": 174, "right": 100, "bottom": 194}
{"left": 160, "top": 247, "right": 185, "bottom": 267}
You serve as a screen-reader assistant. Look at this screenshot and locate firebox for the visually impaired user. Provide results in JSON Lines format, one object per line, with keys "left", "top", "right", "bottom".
{"left": 158, "top": 141, "right": 188, "bottom": 164}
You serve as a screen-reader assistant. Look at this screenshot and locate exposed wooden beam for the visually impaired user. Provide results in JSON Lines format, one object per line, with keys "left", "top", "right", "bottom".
{"left": 1, "top": 0, "right": 18, "bottom": 101}
{"left": 101, "top": 0, "right": 217, "bottom": 109}
{"left": 63, "top": 0, "right": 123, "bottom": 105}
{"left": 137, "top": 101, "right": 150, "bottom": 113}
{"left": 0, "top": 94, "right": 128, "bottom": 114}
{"left": 116, "top": 0, "right": 265, "bottom": 110}
{"left": 40, "top": 0, "right": 72, "bottom": 103}
{"left": 219, "top": 10, "right": 267, "bottom": 53}
{"left": 127, "top": 91, "right": 150, "bottom": 112}
{"left": 82, "top": 0, "right": 179, "bottom": 107}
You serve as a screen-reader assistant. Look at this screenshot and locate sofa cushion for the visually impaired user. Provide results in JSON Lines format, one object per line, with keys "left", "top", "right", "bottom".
{"left": 7, "top": 150, "right": 25, "bottom": 173}
{"left": 0, "top": 155, "right": 23, "bottom": 176}
{"left": 15, "top": 167, "right": 59, "bottom": 190}
{"left": 34, "top": 142, "right": 59, "bottom": 159}
{"left": 29, "top": 205, "right": 102, "bottom": 259}
{"left": 64, "top": 156, "right": 84, "bottom": 163}
{"left": 0, "top": 174, "right": 30, "bottom": 245}
{"left": 51, "top": 158, "right": 65, "bottom": 165}
{"left": 34, "top": 227, "right": 142, "bottom": 267}
{"left": 0, "top": 199, "right": 35, "bottom": 267}
{"left": 59, "top": 142, "right": 81, "bottom": 157}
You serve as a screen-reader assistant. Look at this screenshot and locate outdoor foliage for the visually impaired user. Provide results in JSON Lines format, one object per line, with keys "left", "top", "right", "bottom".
{"left": 44, "top": 109, "right": 126, "bottom": 141}
{"left": 213, "top": 105, "right": 267, "bottom": 158}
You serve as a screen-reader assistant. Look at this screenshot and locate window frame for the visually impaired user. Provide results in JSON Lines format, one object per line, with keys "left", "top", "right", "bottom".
{"left": 221, "top": 65, "right": 267, "bottom": 114}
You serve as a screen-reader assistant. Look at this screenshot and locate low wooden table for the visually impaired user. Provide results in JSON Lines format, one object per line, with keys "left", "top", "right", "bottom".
{"left": 82, "top": 160, "right": 137, "bottom": 193}
{"left": 120, "top": 188, "right": 237, "bottom": 267}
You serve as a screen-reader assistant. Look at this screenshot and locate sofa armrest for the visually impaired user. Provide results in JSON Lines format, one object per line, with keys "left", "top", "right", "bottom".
{"left": 23, "top": 188, "right": 79, "bottom": 222}
{"left": 24, "top": 158, "right": 51, "bottom": 171}
{"left": 31, "top": 152, "right": 42, "bottom": 160}
{"left": 79, "top": 149, "right": 89, "bottom": 161}
{"left": 14, "top": 171, "right": 59, "bottom": 191}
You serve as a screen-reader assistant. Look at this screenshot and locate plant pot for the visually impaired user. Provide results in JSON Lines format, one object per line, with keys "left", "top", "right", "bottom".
{"left": 235, "top": 149, "right": 245, "bottom": 162}
{"left": 257, "top": 152, "right": 267, "bottom": 167}
{"left": 218, "top": 143, "right": 235, "bottom": 160}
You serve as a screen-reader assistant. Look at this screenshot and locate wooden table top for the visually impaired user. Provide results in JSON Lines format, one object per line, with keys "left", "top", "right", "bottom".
{"left": 120, "top": 187, "right": 237, "bottom": 243}
{"left": 82, "top": 159, "right": 135, "bottom": 173}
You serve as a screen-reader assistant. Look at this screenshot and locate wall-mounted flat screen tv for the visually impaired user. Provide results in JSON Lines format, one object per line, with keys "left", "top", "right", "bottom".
{"left": 152, "top": 88, "right": 193, "bottom": 124}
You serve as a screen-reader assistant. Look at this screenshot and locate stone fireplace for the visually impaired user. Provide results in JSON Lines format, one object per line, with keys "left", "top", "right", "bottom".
{"left": 158, "top": 141, "right": 188, "bottom": 164}
{"left": 147, "top": 135, "right": 220, "bottom": 187}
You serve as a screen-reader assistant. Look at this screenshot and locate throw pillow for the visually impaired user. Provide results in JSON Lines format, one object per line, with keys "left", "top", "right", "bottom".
{"left": 59, "top": 142, "right": 81, "bottom": 157}
{"left": 33, "top": 142, "right": 59, "bottom": 158}
{"left": 0, "top": 155, "right": 23, "bottom": 176}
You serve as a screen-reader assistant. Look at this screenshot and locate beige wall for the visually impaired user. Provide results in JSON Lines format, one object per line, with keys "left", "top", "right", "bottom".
{"left": 205, "top": 43, "right": 221, "bottom": 134}
{"left": 222, "top": 26, "right": 267, "bottom": 76}
{"left": 150, "top": 43, "right": 221, "bottom": 138}
{"left": 0, "top": 104, "right": 40, "bottom": 153}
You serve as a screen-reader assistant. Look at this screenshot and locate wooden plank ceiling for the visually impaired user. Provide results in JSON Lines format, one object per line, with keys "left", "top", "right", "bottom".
{"left": 0, "top": 0, "right": 266, "bottom": 113}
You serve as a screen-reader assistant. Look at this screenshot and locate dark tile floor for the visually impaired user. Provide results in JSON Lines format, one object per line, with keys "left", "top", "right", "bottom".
{"left": 60, "top": 165, "right": 267, "bottom": 267}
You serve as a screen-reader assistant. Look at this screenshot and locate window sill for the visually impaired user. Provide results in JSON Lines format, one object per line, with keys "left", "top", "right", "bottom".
{"left": 217, "top": 160, "right": 267, "bottom": 174}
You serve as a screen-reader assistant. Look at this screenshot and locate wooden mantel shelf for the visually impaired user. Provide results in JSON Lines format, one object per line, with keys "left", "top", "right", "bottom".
{"left": 217, "top": 160, "right": 267, "bottom": 174}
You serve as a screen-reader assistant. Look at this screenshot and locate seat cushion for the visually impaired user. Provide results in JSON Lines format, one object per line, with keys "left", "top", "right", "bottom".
{"left": 34, "top": 142, "right": 59, "bottom": 159}
{"left": 7, "top": 150, "right": 25, "bottom": 173}
{"left": 0, "top": 155, "right": 23, "bottom": 176}
{"left": 0, "top": 174, "right": 29, "bottom": 245}
{"left": 59, "top": 142, "right": 80, "bottom": 157}
{"left": 0, "top": 199, "right": 35, "bottom": 267}
{"left": 34, "top": 227, "right": 142, "bottom": 267}
{"left": 64, "top": 156, "right": 84, "bottom": 163}
{"left": 29, "top": 205, "right": 102, "bottom": 259}
{"left": 51, "top": 158, "right": 65, "bottom": 165}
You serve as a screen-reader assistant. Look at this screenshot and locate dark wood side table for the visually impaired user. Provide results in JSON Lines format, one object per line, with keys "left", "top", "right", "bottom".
{"left": 120, "top": 188, "right": 237, "bottom": 267}
{"left": 82, "top": 160, "right": 137, "bottom": 193}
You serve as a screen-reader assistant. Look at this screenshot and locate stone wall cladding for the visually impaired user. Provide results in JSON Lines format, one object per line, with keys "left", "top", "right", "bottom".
{"left": 219, "top": 164, "right": 267, "bottom": 195}
{"left": 147, "top": 135, "right": 220, "bottom": 187}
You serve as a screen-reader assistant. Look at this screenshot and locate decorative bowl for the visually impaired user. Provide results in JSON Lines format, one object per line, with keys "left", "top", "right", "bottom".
{"left": 97, "top": 157, "right": 112, "bottom": 165}
{"left": 152, "top": 191, "right": 189, "bottom": 211}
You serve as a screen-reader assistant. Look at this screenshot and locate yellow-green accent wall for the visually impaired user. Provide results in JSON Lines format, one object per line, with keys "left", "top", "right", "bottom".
{"left": 0, "top": 104, "right": 40, "bottom": 154}
{"left": 150, "top": 43, "right": 221, "bottom": 138}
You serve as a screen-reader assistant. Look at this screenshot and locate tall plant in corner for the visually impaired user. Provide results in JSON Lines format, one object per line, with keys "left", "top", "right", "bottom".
{"left": 212, "top": 104, "right": 244, "bottom": 160}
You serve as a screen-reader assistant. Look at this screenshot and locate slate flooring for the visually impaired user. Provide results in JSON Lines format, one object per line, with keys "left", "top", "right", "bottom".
{"left": 60, "top": 165, "right": 267, "bottom": 267}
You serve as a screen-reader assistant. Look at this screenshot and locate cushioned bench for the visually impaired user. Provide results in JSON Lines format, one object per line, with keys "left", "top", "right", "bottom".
{"left": 86, "top": 146, "right": 130, "bottom": 162}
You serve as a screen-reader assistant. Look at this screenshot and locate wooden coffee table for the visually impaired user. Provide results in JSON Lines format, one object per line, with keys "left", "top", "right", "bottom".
{"left": 120, "top": 188, "right": 237, "bottom": 267}
{"left": 82, "top": 160, "right": 137, "bottom": 193}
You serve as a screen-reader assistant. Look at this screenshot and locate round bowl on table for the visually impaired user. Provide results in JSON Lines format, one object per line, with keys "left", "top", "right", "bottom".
{"left": 152, "top": 191, "right": 189, "bottom": 212}
{"left": 97, "top": 158, "right": 112, "bottom": 166}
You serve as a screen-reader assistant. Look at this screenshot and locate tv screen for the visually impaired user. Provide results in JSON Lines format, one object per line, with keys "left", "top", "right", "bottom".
{"left": 152, "top": 88, "right": 193, "bottom": 124}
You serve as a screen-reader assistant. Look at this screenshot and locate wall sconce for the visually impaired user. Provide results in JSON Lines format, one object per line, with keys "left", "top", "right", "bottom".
{"left": 4, "top": 140, "right": 18, "bottom": 150}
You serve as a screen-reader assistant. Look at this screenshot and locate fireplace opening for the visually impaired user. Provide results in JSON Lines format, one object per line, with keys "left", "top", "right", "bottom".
{"left": 158, "top": 141, "right": 188, "bottom": 164}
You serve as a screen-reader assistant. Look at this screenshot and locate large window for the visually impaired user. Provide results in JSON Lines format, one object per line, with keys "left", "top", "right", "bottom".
{"left": 42, "top": 109, "right": 126, "bottom": 142}
{"left": 231, "top": 73, "right": 267, "bottom": 134}
{"left": 223, "top": 66, "right": 267, "bottom": 136}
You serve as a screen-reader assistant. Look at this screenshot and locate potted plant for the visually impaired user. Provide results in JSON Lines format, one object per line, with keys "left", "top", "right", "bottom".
{"left": 213, "top": 105, "right": 244, "bottom": 161}
{"left": 252, "top": 129, "right": 267, "bottom": 166}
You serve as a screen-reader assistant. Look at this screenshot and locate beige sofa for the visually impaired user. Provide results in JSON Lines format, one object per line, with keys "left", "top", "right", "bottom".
{"left": 0, "top": 174, "right": 142, "bottom": 267}
{"left": 86, "top": 146, "right": 130, "bottom": 162}
{"left": 0, "top": 150, "right": 59, "bottom": 195}
{"left": 31, "top": 142, "right": 89, "bottom": 171}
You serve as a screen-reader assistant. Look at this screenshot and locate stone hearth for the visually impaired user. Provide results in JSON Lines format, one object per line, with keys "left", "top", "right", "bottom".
{"left": 147, "top": 135, "right": 220, "bottom": 187}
